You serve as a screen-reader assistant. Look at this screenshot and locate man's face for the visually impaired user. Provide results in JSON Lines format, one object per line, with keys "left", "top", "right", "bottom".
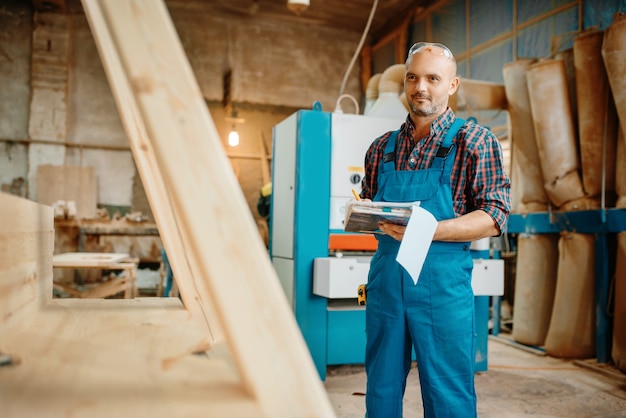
{"left": 404, "top": 48, "right": 459, "bottom": 118}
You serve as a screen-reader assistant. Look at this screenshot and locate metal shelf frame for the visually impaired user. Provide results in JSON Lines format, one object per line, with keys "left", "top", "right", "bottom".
{"left": 507, "top": 208, "right": 626, "bottom": 364}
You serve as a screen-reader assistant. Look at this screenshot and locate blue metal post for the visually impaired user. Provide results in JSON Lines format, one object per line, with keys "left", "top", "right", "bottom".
{"left": 595, "top": 233, "right": 612, "bottom": 363}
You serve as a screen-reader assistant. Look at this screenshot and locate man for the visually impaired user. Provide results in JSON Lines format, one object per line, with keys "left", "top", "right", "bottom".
{"left": 359, "top": 42, "right": 511, "bottom": 417}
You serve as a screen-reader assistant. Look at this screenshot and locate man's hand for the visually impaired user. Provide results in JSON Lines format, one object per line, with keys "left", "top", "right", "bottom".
{"left": 378, "top": 221, "right": 406, "bottom": 241}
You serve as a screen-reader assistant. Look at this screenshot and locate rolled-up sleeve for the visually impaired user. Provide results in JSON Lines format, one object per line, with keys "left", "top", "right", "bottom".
{"left": 466, "top": 128, "right": 511, "bottom": 234}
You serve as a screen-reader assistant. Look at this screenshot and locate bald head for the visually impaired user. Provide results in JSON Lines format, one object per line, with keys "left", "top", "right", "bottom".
{"left": 403, "top": 42, "right": 459, "bottom": 120}
{"left": 405, "top": 43, "right": 457, "bottom": 78}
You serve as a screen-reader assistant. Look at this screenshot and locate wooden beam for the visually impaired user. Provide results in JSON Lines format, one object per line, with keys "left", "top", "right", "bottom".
{"left": 32, "top": 0, "right": 67, "bottom": 13}
{"left": 394, "top": 17, "right": 411, "bottom": 64}
{"left": 81, "top": 0, "right": 221, "bottom": 343}
{"left": 83, "top": 1, "right": 335, "bottom": 417}
{"left": 258, "top": 132, "right": 270, "bottom": 185}
{"left": 360, "top": 44, "right": 373, "bottom": 93}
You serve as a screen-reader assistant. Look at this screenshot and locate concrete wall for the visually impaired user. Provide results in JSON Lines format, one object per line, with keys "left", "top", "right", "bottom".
{"left": 68, "top": 14, "right": 126, "bottom": 147}
{"left": 0, "top": 0, "right": 363, "bottom": 220}
{"left": 167, "top": 2, "right": 362, "bottom": 110}
{"left": 0, "top": 1, "right": 31, "bottom": 141}
{"left": 0, "top": 0, "right": 32, "bottom": 197}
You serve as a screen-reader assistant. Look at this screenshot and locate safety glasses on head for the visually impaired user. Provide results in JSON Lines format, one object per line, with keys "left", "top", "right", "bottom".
{"left": 408, "top": 42, "right": 454, "bottom": 61}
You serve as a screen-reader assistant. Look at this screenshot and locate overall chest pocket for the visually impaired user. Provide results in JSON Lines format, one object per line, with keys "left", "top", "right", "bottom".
{"left": 380, "top": 170, "right": 440, "bottom": 203}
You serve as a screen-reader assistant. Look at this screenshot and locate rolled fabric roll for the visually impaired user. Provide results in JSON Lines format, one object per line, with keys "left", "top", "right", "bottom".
{"left": 554, "top": 49, "right": 578, "bottom": 126}
{"left": 602, "top": 13, "right": 626, "bottom": 134}
{"left": 363, "top": 73, "right": 382, "bottom": 115}
{"left": 544, "top": 232, "right": 596, "bottom": 359}
{"left": 503, "top": 59, "right": 548, "bottom": 212}
{"left": 526, "top": 59, "right": 586, "bottom": 208}
{"left": 574, "top": 29, "right": 618, "bottom": 201}
{"left": 512, "top": 234, "right": 558, "bottom": 346}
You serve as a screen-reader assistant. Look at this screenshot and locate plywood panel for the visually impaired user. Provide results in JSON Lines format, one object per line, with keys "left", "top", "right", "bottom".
{"left": 36, "top": 164, "right": 97, "bottom": 219}
{"left": 0, "top": 192, "right": 54, "bottom": 337}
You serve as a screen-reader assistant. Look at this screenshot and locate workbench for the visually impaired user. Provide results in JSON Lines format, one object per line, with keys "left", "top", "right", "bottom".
{"left": 54, "top": 219, "right": 161, "bottom": 263}
{"left": 52, "top": 252, "right": 139, "bottom": 299}
{"left": 77, "top": 220, "right": 160, "bottom": 253}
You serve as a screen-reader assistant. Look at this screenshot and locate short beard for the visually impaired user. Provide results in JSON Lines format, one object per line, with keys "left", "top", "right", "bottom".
{"left": 408, "top": 94, "right": 446, "bottom": 117}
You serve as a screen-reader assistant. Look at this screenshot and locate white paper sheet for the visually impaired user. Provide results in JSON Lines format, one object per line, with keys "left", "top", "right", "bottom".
{"left": 396, "top": 205, "right": 438, "bottom": 284}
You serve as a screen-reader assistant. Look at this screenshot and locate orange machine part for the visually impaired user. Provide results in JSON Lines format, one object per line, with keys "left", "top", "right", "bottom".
{"left": 328, "top": 234, "right": 378, "bottom": 252}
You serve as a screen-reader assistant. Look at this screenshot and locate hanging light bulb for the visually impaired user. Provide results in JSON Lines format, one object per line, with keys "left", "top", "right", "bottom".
{"left": 287, "top": 0, "right": 309, "bottom": 15}
{"left": 224, "top": 103, "right": 244, "bottom": 147}
{"left": 228, "top": 125, "right": 239, "bottom": 147}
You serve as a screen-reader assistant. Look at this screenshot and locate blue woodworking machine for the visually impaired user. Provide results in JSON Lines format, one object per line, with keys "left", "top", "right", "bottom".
{"left": 270, "top": 105, "right": 503, "bottom": 380}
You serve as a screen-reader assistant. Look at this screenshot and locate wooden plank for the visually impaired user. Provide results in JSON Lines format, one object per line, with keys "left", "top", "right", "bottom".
{"left": 78, "top": 220, "right": 159, "bottom": 235}
{"left": 80, "top": 277, "right": 127, "bottom": 298}
{"left": 52, "top": 252, "right": 129, "bottom": 267}
{"left": 52, "top": 282, "right": 87, "bottom": 297}
{"left": 84, "top": 235, "right": 163, "bottom": 262}
{"left": 0, "top": 298, "right": 264, "bottom": 418}
{"left": 84, "top": 1, "right": 335, "bottom": 416}
{"left": 0, "top": 192, "right": 54, "bottom": 338}
{"left": 52, "top": 278, "right": 128, "bottom": 298}
{"left": 81, "top": 0, "right": 220, "bottom": 342}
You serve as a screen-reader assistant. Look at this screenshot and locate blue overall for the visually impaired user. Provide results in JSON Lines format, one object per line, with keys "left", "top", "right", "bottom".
{"left": 365, "top": 118, "right": 477, "bottom": 418}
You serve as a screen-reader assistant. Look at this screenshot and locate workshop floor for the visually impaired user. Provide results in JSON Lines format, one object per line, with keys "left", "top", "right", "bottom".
{"left": 324, "top": 335, "right": 626, "bottom": 417}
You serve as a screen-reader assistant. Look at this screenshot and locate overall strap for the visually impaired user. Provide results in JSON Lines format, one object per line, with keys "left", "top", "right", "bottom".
{"left": 380, "top": 117, "right": 465, "bottom": 173}
{"left": 381, "top": 130, "right": 400, "bottom": 174}
{"left": 431, "top": 117, "right": 465, "bottom": 170}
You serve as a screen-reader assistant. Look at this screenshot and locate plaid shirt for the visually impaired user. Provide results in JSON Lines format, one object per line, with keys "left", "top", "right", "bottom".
{"left": 360, "top": 108, "right": 511, "bottom": 233}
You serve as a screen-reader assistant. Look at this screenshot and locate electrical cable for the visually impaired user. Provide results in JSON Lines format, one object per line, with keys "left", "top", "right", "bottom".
{"left": 334, "top": 0, "right": 378, "bottom": 114}
{"left": 335, "top": 94, "right": 360, "bottom": 115}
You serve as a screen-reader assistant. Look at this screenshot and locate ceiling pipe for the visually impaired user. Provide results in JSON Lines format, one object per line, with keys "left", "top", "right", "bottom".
{"left": 455, "top": 78, "right": 508, "bottom": 111}
{"left": 367, "top": 64, "right": 407, "bottom": 119}
{"left": 363, "top": 73, "right": 382, "bottom": 115}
